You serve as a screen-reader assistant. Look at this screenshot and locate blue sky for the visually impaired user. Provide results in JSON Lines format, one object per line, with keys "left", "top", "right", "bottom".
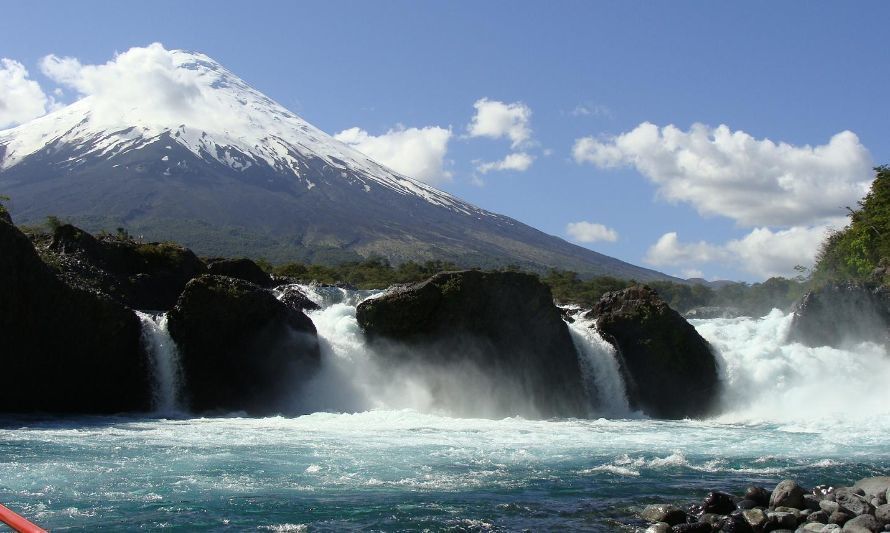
{"left": 2, "top": 1, "right": 888, "bottom": 281}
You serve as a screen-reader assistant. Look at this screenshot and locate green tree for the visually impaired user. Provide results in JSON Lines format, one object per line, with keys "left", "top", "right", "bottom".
{"left": 814, "top": 165, "right": 890, "bottom": 281}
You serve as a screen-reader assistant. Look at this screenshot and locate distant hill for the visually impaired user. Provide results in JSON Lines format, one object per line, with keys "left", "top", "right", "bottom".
{"left": 0, "top": 49, "right": 676, "bottom": 281}
{"left": 686, "top": 278, "right": 740, "bottom": 289}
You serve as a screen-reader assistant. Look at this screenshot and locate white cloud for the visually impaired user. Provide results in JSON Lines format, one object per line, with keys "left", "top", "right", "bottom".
{"left": 0, "top": 58, "right": 58, "bottom": 128}
{"left": 334, "top": 125, "right": 452, "bottom": 185}
{"left": 570, "top": 103, "right": 611, "bottom": 118}
{"left": 644, "top": 222, "right": 840, "bottom": 278}
{"left": 682, "top": 268, "right": 704, "bottom": 279}
{"left": 476, "top": 152, "right": 534, "bottom": 174}
{"left": 573, "top": 122, "right": 873, "bottom": 227}
{"left": 466, "top": 98, "right": 532, "bottom": 149}
{"left": 38, "top": 43, "right": 213, "bottom": 129}
{"left": 566, "top": 221, "right": 619, "bottom": 243}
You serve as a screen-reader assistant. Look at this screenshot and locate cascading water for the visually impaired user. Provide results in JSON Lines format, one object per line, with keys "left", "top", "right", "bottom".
{"left": 285, "top": 286, "right": 890, "bottom": 425}
{"left": 567, "top": 315, "right": 632, "bottom": 417}
{"left": 136, "top": 311, "right": 185, "bottom": 415}
{"left": 693, "top": 309, "right": 890, "bottom": 425}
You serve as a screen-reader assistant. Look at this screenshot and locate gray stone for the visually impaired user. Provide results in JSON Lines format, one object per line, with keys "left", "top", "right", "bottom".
{"left": 831, "top": 512, "right": 853, "bottom": 526}
{"left": 799, "top": 524, "right": 827, "bottom": 532}
{"left": 737, "top": 499, "right": 759, "bottom": 510}
{"left": 776, "top": 507, "right": 803, "bottom": 519}
{"left": 854, "top": 478, "right": 890, "bottom": 499}
{"left": 745, "top": 486, "right": 772, "bottom": 507}
{"left": 808, "top": 511, "right": 830, "bottom": 523}
{"left": 672, "top": 523, "right": 712, "bottom": 532}
{"left": 641, "top": 504, "right": 687, "bottom": 526}
{"left": 646, "top": 523, "right": 672, "bottom": 533}
{"left": 843, "top": 514, "right": 881, "bottom": 532}
{"left": 769, "top": 511, "right": 799, "bottom": 529}
{"left": 837, "top": 489, "right": 876, "bottom": 516}
{"left": 806, "top": 495, "right": 826, "bottom": 510}
{"left": 699, "top": 513, "right": 725, "bottom": 527}
{"left": 875, "top": 504, "right": 890, "bottom": 524}
{"left": 743, "top": 508, "right": 768, "bottom": 529}
{"left": 822, "top": 501, "right": 842, "bottom": 514}
{"left": 772, "top": 480, "right": 807, "bottom": 510}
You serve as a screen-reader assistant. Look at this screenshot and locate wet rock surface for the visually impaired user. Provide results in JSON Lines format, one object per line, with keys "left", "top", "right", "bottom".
{"left": 789, "top": 281, "right": 890, "bottom": 348}
{"left": 0, "top": 217, "right": 151, "bottom": 413}
{"left": 635, "top": 476, "right": 890, "bottom": 533}
{"left": 585, "top": 285, "right": 720, "bottom": 419}
{"left": 168, "top": 275, "right": 321, "bottom": 415}
{"left": 356, "top": 270, "right": 589, "bottom": 418}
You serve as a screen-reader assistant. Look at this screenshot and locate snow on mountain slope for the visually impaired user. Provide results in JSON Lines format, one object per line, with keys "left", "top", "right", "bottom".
{"left": 0, "top": 48, "right": 479, "bottom": 216}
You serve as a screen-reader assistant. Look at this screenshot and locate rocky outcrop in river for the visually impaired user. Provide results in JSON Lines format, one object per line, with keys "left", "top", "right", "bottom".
{"left": 789, "top": 281, "right": 890, "bottom": 348}
{"left": 168, "top": 275, "right": 321, "bottom": 415}
{"left": 355, "top": 270, "right": 589, "bottom": 418}
{"left": 0, "top": 217, "right": 152, "bottom": 413}
{"left": 586, "top": 285, "right": 720, "bottom": 419}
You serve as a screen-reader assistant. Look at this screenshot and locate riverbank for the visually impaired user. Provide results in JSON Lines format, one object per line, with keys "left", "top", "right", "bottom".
{"left": 640, "top": 477, "right": 890, "bottom": 532}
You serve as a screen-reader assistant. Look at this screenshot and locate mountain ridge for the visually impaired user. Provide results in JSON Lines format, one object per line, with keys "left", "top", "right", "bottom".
{"left": 0, "top": 48, "right": 676, "bottom": 281}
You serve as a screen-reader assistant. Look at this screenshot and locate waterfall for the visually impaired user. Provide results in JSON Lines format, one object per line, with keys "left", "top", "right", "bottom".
{"left": 275, "top": 283, "right": 890, "bottom": 424}
{"left": 136, "top": 311, "right": 185, "bottom": 415}
{"left": 692, "top": 309, "right": 890, "bottom": 423}
{"left": 566, "top": 316, "right": 632, "bottom": 417}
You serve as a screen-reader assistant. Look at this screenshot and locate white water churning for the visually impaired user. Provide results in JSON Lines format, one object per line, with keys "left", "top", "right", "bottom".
{"left": 567, "top": 316, "right": 632, "bottom": 417}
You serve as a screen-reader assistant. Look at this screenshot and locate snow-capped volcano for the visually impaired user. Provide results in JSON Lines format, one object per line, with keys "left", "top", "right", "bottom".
{"left": 0, "top": 48, "right": 474, "bottom": 214}
{"left": 0, "top": 46, "right": 671, "bottom": 280}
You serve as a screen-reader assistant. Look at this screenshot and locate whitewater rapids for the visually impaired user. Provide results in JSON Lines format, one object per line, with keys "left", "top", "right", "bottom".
{"left": 1, "top": 286, "right": 888, "bottom": 530}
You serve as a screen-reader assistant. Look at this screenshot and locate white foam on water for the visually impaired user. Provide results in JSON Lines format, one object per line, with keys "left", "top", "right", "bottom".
{"left": 692, "top": 309, "right": 890, "bottom": 427}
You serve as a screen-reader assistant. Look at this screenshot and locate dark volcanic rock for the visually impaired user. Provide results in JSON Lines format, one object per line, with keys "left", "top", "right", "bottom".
{"left": 355, "top": 270, "right": 588, "bottom": 418}
{"left": 168, "top": 275, "right": 320, "bottom": 415}
{"left": 720, "top": 511, "right": 754, "bottom": 532}
{"left": 789, "top": 281, "right": 890, "bottom": 348}
{"left": 0, "top": 217, "right": 151, "bottom": 413}
{"left": 277, "top": 285, "right": 321, "bottom": 313}
{"left": 702, "top": 491, "right": 737, "bottom": 515}
{"left": 671, "top": 523, "right": 711, "bottom": 533}
{"left": 585, "top": 285, "right": 720, "bottom": 419}
{"left": 206, "top": 257, "right": 274, "bottom": 287}
{"left": 641, "top": 504, "right": 688, "bottom": 526}
{"left": 744, "top": 486, "right": 772, "bottom": 507}
{"left": 48, "top": 223, "right": 206, "bottom": 310}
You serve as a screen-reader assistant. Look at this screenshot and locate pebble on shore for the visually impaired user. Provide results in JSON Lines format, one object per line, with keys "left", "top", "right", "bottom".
{"left": 639, "top": 476, "right": 890, "bottom": 533}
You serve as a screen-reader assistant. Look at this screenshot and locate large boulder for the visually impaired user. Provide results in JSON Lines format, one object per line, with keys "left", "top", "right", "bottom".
{"left": 854, "top": 477, "right": 890, "bottom": 500}
{"left": 206, "top": 257, "right": 274, "bottom": 287}
{"left": 168, "top": 275, "right": 320, "bottom": 414}
{"left": 355, "top": 270, "right": 588, "bottom": 418}
{"left": 48, "top": 223, "right": 206, "bottom": 310}
{"left": 789, "top": 281, "right": 890, "bottom": 348}
{"left": 0, "top": 217, "right": 151, "bottom": 413}
{"left": 585, "top": 285, "right": 719, "bottom": 419}
{"left": 770, "top": 479, "right": 806, "bottom": 510}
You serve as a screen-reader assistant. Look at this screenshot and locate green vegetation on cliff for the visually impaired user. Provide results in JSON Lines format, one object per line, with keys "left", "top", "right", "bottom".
{"left": 814, "top": 165, "right": 890, "bottom": 282}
